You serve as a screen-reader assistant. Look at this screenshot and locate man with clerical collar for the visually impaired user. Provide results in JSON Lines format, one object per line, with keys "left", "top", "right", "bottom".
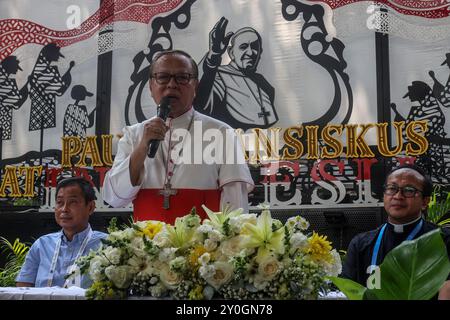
{"left": 16, "top": 177, "right": 107, "bottom": 288}
{"left": 102, "top": 49, "right": 254, "bottom": 224}
{"left": 342, "top": 164, "right": 450, "bottom": 299}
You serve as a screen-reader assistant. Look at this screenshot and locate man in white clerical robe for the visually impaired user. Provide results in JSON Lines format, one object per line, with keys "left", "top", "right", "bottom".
{"left": 102, "top": 50, "right": 254, "bottom": 224}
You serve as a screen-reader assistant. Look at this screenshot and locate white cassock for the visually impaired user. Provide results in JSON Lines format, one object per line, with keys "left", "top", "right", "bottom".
{"left": 102, "top": 107, "right": 254, "bottom": 223}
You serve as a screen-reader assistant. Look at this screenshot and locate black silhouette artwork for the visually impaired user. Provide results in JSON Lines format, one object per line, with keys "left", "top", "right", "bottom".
{"left": 63, "top": 85, "right": 96, "bottom": 137}
{"left": 28, "top": 43, "right": 74, "bottom": 131}
{"left": 0, "top": 56, "right": 28, "bottom": 140}
{"left": 391, "top": 76, "right": 449, "bottom": 181}
{"left": 194, "top": 17, "right": 278, "bottom": 131}
{"left": 430, "top": 52, "right": 450, "bottom": 109}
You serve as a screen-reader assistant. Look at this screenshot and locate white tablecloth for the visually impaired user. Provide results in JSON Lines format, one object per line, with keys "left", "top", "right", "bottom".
{"left": 0, "top": 286, "right": 87, "bottom": 300}
{"left": 0, "top": 286, "right": 346, "bottom": 300}
{"left": 319, "top": 291, "right": 347, "bottom": 300}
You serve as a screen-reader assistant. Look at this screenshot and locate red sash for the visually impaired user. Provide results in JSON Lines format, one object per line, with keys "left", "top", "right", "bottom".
{"left": 133, "top": 189, "right": 221, "bottom": 224}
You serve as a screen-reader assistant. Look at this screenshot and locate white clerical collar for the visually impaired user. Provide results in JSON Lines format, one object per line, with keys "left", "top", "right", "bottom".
{"left": 388, "top": 216, "right": 422, "bottom": 233}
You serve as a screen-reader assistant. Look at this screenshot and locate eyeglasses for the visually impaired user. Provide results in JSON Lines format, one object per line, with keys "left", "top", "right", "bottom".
{"left": 383, "top": 184, "right": 423, "bottom": 198}
{"left": 151, "top": 72, "right": 196, "bottom": 85}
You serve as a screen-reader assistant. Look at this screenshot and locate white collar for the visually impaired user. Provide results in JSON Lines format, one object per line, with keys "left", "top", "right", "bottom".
{"left": 388, "top": 216, "right": 422, "bottom": 233}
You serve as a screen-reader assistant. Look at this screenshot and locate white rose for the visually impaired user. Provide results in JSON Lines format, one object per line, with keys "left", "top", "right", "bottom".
{"left": 159, "top": 264, "right": 182, "bottom": 290}
{"left": 153, "top": 231, "right": 170, "bottom": 248}
{"left": 204, "top": 239, "right": 217, "bottom": 251}
{"left": 257, "top": 255, "right": 282, "bottom": 281}
{"left": 220, "top": 236, "right": 243, "bottom": 257}
{"left": 104, "top": 247, "right": 122, "bottom": 265}
{"left": 104, "top": 265, "right": 134, "bottom": 289}
{"left": 204, "top": 261, "right": 234, "bottom": 290}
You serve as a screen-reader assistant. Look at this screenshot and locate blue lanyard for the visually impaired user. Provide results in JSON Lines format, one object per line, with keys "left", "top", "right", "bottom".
{"left": 370, "top": 219, "right": 423, "bottom": 270}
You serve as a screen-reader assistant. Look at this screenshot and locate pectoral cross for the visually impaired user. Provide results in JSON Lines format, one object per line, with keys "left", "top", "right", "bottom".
{"left": 159, "top": 183, "right": 177, "bottom": 209}
{"left": 258, "top": 109, "right": 271, "bottom": 126}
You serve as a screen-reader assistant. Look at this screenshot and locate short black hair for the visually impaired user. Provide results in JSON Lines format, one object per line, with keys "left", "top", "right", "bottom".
{"left": 55, "top": 177, "right": 97, "bottom": 203}
{"left": 149, "top": 49, "right": 198, "bottom": 78}
{"left": 385, "top": 164, "right": 433, "bottom": 197}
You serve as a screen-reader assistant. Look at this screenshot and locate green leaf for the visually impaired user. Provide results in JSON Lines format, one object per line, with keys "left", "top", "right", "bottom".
{"left": 369, "top": 229, "right": 450, "bottom": 300}
{"left": 0, "top": 237, "right": 30, "bottom": 287}
{"left": 427, "top": 188, "right": 450, "bottom": 224}
{"left": 437, "top": 218, "right": 450, "bottom": 228}
{"left": 327, "top": 276, "right": 366, "bottom": 300}
{"left": 363, "top": 289, "right": 380, "bottom": 300}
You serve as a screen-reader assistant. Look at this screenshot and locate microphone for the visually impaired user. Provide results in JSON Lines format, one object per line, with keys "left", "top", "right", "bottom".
{"left": 148, "top": 96, "right": 171, "bottom": 158}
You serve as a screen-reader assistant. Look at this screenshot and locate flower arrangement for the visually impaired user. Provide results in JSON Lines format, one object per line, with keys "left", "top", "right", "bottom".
{"left": 77, "top": 205, "right": 342, "bottom": 300}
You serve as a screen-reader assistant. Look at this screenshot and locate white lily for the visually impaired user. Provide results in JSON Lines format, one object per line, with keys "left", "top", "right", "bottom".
{"left": 202, "top": 205, "right": 243, "bottom": 231}
{"left": 241, "top": 208, "right": 285, "bottom": 261}
{"left": 165, "top": 217, "right": 198, "bottom": 249}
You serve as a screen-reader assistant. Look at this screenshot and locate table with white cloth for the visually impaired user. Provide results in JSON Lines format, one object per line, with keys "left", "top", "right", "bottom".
{"left": 0, "top": 287, "right": 346, "bottom": 300}
{"left": 0, "top": 286, "right": 86, "bottom": 300}
{"left": 319, "top": 291, "right": 347, "bottom": 300}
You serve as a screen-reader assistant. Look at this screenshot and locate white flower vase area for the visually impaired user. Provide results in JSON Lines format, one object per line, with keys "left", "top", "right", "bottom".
{"left": 75, "top": 205, "right": 342, "bottom": 300}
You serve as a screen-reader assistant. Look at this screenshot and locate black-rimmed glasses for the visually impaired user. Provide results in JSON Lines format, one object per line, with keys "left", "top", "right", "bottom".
{"left": 151, "top": 72, "right": 196, "bottom": 85}
{"left": 383, "top": 184, "right": 423, "bottom": 198}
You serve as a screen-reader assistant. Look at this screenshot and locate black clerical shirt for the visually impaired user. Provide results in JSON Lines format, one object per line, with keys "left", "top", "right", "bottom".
{"left": 342, "top": 219, "right": 450, "bottom": 287}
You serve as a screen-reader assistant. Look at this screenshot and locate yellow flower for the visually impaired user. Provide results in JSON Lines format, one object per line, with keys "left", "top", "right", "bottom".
{"left": 304, "top": 232, "right": 333, "bottom": 263}
{"left": 188, "top": 284, "right": 204, "bottom": 300}
{"left": 188, "top": 245, "right": 207, "bottom": 268}
{"left": 142, "top": 221, "right": 163, "bottom": 239}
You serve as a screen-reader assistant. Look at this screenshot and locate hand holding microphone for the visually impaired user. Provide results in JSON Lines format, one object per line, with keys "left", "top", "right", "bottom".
{"left": 147, "top": 96, "right": 171, "bottom": 158}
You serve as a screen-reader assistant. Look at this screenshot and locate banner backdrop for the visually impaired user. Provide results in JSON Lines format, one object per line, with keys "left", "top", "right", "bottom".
{"left": 0, "top": 0, "right": 449, "bottom": 211}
